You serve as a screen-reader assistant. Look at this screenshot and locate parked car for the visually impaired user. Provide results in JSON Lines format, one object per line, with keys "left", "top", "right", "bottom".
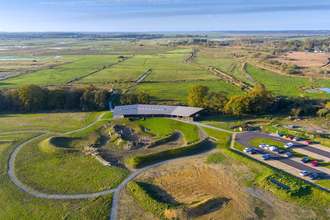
{"left": 300, "top": 170, "right": 311, "bottom": 176}
{"left": 288, "top": 135, "right": 294, "bottom": 140}
{"left": 249, "top": 149, "right": 257, "bottom": 154}
{"left": 261, "top": 154, "right": 271, "bottom": 160}
{"left": 301, "top": 157, "right": 310, "bottom": 163}
{"left": 293, "top": 137, "right": 300, "bottom": 141}
{"left": 276, "top": 149, "right": 284, "bottom": 154}
{"left": 283, "top": 135, "right": 288, "bottom": 138}
{"left": 285, "top": 152, "right": 293, "bottom": 157}
{"left": 309, "top": 173, "right": 318, "bottom": 180}
{"left": 306, "top": 140, "right": 312, "bottom": 145}
{"left": 284, "top": 142, "right": 294, "bottom": 149}
{"left": 277, "top": 133, "right": 283, "bottom": 137}
{"left": 311, "top": 161, "right": 319, "bottom": 166}
{"left": 259, "top": 143, "right": 267, "bottom": 148}
{"left": 269, "top": 146, "right": 278, "bottom": 151}
{"left": 244, "top": 148, "right": 251, "bottom": 153}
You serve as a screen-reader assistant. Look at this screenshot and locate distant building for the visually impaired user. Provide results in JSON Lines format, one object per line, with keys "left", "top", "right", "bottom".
{"left": 112, "top": 104, "right": 203, "bottom": 121}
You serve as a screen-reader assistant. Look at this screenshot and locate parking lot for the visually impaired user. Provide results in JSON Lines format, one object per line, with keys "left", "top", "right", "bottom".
{"left": 235, "top": 131, "right": 330, "bottom": 186}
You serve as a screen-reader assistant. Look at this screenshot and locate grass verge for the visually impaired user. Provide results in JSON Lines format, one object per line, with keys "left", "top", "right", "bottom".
{"left": 201, "top": 127, "right": 232, "bottom": 149}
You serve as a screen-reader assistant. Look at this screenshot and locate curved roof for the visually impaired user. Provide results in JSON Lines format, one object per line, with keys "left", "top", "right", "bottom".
{"left": 113, "top": 104, "right": 202, "bottom": 117}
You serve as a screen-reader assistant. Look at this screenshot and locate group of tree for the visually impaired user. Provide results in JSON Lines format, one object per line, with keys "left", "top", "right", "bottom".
{"left": 0, "top": 84, "right": 112, "bottom": 112}
{"left": 188, "top": 84, "right": 275, "bottom": 115}
{"left": 119, "top": 92, "right": 150, "bottom": 105}
{"left": 280, "top": 63, "right": 298, "bottom": 74}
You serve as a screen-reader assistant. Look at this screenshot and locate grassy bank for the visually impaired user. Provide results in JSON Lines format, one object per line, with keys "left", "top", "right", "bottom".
{"left": 128, "top": 138, "right": 211, "bottom": 168}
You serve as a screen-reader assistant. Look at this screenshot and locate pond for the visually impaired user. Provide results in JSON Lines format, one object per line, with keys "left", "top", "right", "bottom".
{"left": 306, "top": 88, "right": 330, "bottom": 93}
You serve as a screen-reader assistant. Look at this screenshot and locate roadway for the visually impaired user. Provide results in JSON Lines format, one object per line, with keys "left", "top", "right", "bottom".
{"left": 236, "top": 132, "right": 330, "bottom": 180}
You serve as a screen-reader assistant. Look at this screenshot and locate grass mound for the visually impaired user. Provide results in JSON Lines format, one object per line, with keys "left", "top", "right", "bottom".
{"left": 128, "top": 138, "right": 210, "bottom": 168}
{"left": 39, "top": 137, "right": 79, "bottom": 154}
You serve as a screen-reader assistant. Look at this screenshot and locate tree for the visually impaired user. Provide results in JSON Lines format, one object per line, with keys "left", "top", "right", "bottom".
{"left": 291, "top": 108, "right": 302, "bottom": 117}
{"left": 48, "top": 89, "right": 66, "bottom": 109}
{"left": 188, "top": 84, "right": 209, "bottom": 107}
{"left": 17, "top": 84, "right": 46, "bottom": 111}
{"left": 80, "top": 90, "right": 96, "bottom": 111}
{"left": 94, "top": 89, "right": 108, "bottom": 110}
{"left": 203, "top": 92, "right": 228, "bottom": 112}
{"left": 0, "top": 90, "right": 4, "bottom": 111}
{"left": 325, "top": 102, "right": 330, "bottom": 110}
{"left": 120, "top": 93, "right": 138, "bottom": 105}
{"left": 248, "top": 85, "right": 274, "bottom": 109}
{"left": 317, "top": 108, "right": 329, "bottom": 117}
{"left": 224, "top": 95, "right": 251, "bottom": 115}
{"left": 137, "top": 92, "right": 150, "bottom": 104}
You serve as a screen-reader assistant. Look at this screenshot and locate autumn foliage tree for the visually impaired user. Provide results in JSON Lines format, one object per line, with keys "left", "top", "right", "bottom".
{"left": 188, "top": 84, "right": 209, "bottom": 107}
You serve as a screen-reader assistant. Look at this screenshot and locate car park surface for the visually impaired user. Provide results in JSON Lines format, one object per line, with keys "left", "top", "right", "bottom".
{"left": 235, "top": 132, "right": 330, "bottom": 180}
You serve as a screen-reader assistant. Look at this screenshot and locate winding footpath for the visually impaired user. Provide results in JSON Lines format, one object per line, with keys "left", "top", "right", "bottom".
{"left": 2, "top": 111, "right": 233, "bottom": 220}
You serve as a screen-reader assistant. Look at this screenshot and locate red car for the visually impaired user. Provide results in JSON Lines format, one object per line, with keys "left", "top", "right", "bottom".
{"left": 311, "top": 161, "right": 319, "bottom": 166}
{"left": 288, "top": 135, "right": 294, "bottom": 140}
{"left": 306, "top": 140, "right": 312, "bottom": 145}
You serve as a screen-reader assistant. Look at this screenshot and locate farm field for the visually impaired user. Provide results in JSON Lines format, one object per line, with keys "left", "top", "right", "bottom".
{"left": 270, "top": 51, "right": 330, "bottom": 68}
{"left": 131, "top": 80, "right": 245, "bottom": 102}
{"left": 194, "top": 57, "right": 254, "bottom": 86}
{"left": 244, "top": 65, "right": 330, "bottom": 98}
{"left": 0, "top": 132, "right": 113, "bottom": 219}
{"left": 0, "top": 111, "right": 101, "bottom": 133}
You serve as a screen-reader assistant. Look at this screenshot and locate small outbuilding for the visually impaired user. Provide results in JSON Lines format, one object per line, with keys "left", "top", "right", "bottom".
{"left": 112, "top": 104, "right": 203, "bottom": 121}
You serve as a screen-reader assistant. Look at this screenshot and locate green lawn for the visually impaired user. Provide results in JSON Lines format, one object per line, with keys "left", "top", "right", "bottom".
{"left": 137, "top": 118, "right": 200, "bottom": 143}
{"left": 0, "top": 133, "right": 114, "bottom": 219}
{"left": 0, "top": 112, "right": 101, "bottom": 133}
{"left": 315, "top": 179, "right": 330, "bottom": 189}
{"left": 15, "top": 134, "right": 129, "bottom": 194}
{"left": 101, "top": 112, "right": 113, "bottom": 119}
{"left": 233, "top": 141, "right": 246, "bottom": 151}
{"left": 205, "top": 153, "right": 226, "bottom": 164}
{"left": 130, "top": 81, "right": 244, "bottom": 102}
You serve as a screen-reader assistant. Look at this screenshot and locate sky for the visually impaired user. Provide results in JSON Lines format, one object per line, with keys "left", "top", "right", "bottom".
{"left": 1, "top": 0, "right": 330, "bottom": 32}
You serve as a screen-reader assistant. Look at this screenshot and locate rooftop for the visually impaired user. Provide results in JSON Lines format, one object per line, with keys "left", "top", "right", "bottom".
{"left": 113, "top": 104, "right": 203, "bottom": 117}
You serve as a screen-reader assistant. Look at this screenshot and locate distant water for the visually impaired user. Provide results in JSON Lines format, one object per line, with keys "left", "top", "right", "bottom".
{"left": 306, "top": 88, "right": 330, "bottom": 93}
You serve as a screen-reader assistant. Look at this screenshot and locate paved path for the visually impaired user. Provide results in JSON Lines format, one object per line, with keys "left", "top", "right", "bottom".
{"left": 236, "top": 132, "right": 330, "bottom": 180}
{"left": 187, "top": 121, "right": 234, "bottom": 134}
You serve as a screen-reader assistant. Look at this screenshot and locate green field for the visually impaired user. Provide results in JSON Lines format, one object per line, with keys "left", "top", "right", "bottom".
{"left": 245, "top": 65, "right": 329, "bottom": 98}
{"left": 0, "top": 112, "right": 101, "bottom": 133}
{"left": 0, "top": 133, "right": 113, "bottom": 219}
{"left": 79, "top": 67, "right": 148, "bottom": 83}
{"left": 131, "top": 80, "right": 244, "bottom": 102}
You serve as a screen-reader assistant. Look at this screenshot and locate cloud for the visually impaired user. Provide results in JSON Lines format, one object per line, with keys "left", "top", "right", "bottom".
{"left": 74, "top": 3, "right": 330, "bottom": 20}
